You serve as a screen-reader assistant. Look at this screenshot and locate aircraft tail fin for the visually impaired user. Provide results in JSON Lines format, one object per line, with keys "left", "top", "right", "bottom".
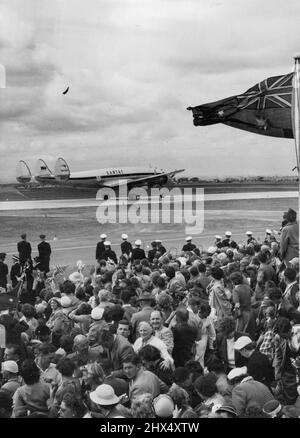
{"left": 35, "top": 159, "right": 53, "bottom": 179}
{"left": 54, "top": 157, "right": 70, "bottom": 182}
{"left": 16, "top": 160, "right": 32, "bottom": 184}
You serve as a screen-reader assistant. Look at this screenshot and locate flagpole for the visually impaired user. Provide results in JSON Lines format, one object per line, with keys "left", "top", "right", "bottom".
{"left": 292, "top": 55, "right": 300, "bottom": 286}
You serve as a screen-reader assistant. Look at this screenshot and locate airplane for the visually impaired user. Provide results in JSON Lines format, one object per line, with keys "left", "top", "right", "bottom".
{"left": 16, "top": 157, "right": 185, "bottom": 190}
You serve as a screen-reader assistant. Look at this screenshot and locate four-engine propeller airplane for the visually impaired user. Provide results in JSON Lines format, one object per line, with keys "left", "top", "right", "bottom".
{"left": 16, "top": 158, "right": 184, "bottom": 190}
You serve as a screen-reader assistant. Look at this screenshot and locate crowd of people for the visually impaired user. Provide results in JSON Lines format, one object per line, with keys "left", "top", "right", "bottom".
{"left": 0, "top": 207, "right": 299, "bottom": 418}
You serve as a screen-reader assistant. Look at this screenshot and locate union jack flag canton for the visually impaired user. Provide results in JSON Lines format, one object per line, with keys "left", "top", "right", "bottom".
{"left": 236, "top": 72, "right": 293, "bottom": 110}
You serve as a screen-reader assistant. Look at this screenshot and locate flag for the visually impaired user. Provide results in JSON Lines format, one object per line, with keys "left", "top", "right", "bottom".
{"left": 0, "top": 279, "right": 22, "bottom": 311}
{"left": 292, "top": 57, "right": 300, "bottom": 166}
{"left": 0, "top": 291, "right": 19, "bottom": 311}
{"left": 187, "top": 72, "right": 294, "bottom": 138}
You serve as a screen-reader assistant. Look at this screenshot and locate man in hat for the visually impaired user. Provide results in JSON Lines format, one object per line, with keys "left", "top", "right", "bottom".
{"left": 131, "top": 292, "right": 155, "bottom": 340}
{"left": 227, "top": 367, "right": 274, "bottom": 416}
{"left": 280, "top": 208, "right": 299, "bottom": 267}
{"left": 10, "top": 255, "right": 22, "bottom": 288}
{"left": 120, "top": 234, "right": 132, "bottom": 258}
{"left": 37, "top": 235, "right": 51, "bottom": 274}
{"left": 87, "top": 307, "right": 108, "bottom": 347}
{"left": 264, "top": 229, "right": 273, "bottom": 246}
{"left": 246, "top": 231, "right": 256, "bottom": 245}
{"left": 84, "top": 383, "right": 126, "bottom": 418}
{"left": 131, "top": 240, "right": 145, "bottom": 262}
{"left": 17, "top": 233, "right": 32, "bottom": 267}
{"left": 147, "top": 241, "right": 157, "bottom": 263}
{"left": 182, "top": 236, "right": 196, "bottom": 252}
{"left": 0, "top": 253, "right": 8, "bottom": 290}
{"left": 214, "top": 235, "right": 223, "bottom": 249}
{"left": 96, "top": 234, "right": 107, "bottom": 262}
{"left": 234, "top": 336, "right": 274, "bottom": 388}
{"left": 1, "top": 360, "right": 20, "bottom": 398}
{"left": 221, "top": 231, "right": 232, "bottom": 247}
{"left": 103, "top": 241, "right": 118, "bottom": 264}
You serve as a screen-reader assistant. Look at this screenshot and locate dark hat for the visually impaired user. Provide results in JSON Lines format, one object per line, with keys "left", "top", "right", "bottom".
{"left": 215, "top": 404, "right": 237, "bottom": 417}
{"left": 137, "top": 292, "right": 155, "bottom": 302}
{"left": 263, "top": 400, "right": 282, "bottom": 417}
{"left": 0, "top": 253, "right": 6, "bottom": 259}
{"left": 40, "top": 234, "right": 46, "bottom": 239}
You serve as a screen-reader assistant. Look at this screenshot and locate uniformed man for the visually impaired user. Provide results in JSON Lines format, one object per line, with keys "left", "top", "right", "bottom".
{"left": 103, "top": 241, "right": 118, "bottom": 264}
{"left": 37, "top": 234, "right": 52, "bottom": 274}
{"left": 120, "top": 234, "right": 132, "bottom": 258}
{"left": 182, "top": 236, "right": 196, "bottom": 252}
{"left": 131, "top": 240, "right": 146, "bottom": 262}
{"left": 221, "top": 231, "right": 232, "bottom": 247}
{"left": 0, "top": 253, "right": 8, "bottom": 290}
{"left": 96, "top": 234, "right": 107, "bottom": 262}
{"left": 246, "top": 231, "right": 256, "bottom": 245}
{"left": 214, "top": 235, "right": 223, "bottom": 249}
{"left": 264, "top": 229, "right": 273, "bottom": 246}
{"left": 17, "top": 233, "right": 32, "bottom": 267}
{"left": 148, "top": 241, "right": 157, "bottom": 263}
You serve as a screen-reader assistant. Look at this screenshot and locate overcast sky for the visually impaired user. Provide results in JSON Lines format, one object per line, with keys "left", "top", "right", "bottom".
{"left": 1, "top": 0, "right": 300, "bottom": 182}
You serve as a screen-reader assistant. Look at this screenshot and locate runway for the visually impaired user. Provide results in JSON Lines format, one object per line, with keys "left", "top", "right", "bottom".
{"left": 0, "top": 190, "right": 297, "bottom": 211}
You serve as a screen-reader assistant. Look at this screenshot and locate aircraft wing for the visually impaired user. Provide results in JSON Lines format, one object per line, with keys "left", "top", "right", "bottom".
{"left": 102, "top": 169, "right": 185, "bottom": 188}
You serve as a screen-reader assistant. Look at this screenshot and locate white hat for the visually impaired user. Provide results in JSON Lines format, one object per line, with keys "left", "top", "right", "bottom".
{"left": 121, "top": 234, "right": 128, "bottom": 239}
{"left": 76, "top": 260, "right": 85, "bottom": 270}
{"left": 104, "top": 241, "right": 111, "bottom": 246}
{"left": 227, "top": 366, "right": 248, "bottom": 381}
{"left": 135, "top": 240, "right": 142, "bottom": 246}
{"left": 215, "top": 235, "right": 222, "bottom": 240}
{"left": 155, "top": 239, "right": 162, "bottom": 243}
{"left": 207, "top": 246, "right": 217, "bottom": 255}
{"left": 185, "top": 236, "right": 192, "bottom": 241}
{"left": 225, "top": 231, "right": 232, "bottom": 237}
{"left": 89, "top": 384, "right": 120, "bottom": 406}
{"left": 91, "top": 307, "right": 105, "bottom": 320}
{"left": 246, "top": 231, "right": 252, "bottom": 236}
{"left": 2, "top": 360, "right": 18, "bottom": 374}
{"left": 60, "top": 296, "right": 72, "bottom": 308}
{"left": 100, "top": 234, "right": 107, "bottom": 239}
{"left": 265, "top": 229, "right": 272, "bottom": 234}
{"left": 234, "top": 336, "right": 253, "bottom": 351}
